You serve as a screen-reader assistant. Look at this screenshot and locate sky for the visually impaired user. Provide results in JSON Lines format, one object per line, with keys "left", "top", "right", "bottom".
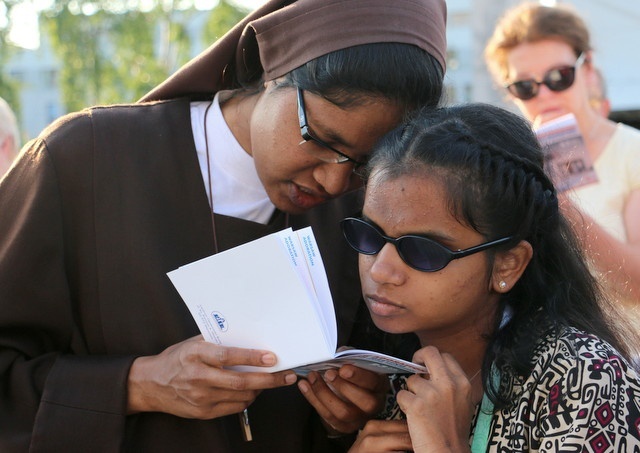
{"left": 6, "top": 0, "right": 267, "bottom": 49}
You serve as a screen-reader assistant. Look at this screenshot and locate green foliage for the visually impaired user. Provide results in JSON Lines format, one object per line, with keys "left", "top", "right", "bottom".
{"left": 42, "top": 3, "right": 185, "bottom": 109}
{"left": 0, "top": 56, "right": 21, "bottom": 115}
{"left": 37, "top": 0, "right": 248, "bottom": 111}
{"left": 0, "top": 1, "right": 21, "bottom": 113}
{"left": 203, "top": 0, "right": 249, "bottom": 46}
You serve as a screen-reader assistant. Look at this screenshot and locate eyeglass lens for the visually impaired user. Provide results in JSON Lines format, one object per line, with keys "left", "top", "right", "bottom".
{"left": 341, "top": 217, "right": 512, "bottom": 273}
{"left": 506, "top": 53, "right": 585, "bottom": 100}
{"left": 296, "top": 87, "right": 366, "bottom": 169}
{"left": 341, "top": 218, "right": 459, "bottom": 272}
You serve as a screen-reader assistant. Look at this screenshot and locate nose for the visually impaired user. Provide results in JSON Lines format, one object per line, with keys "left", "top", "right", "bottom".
{"left": 367, "top": 243, "right": 407, "bottom": 286}
{"left": 534, "top": 82, "right": 556, "bottom": 100}
{"left": 313, "top": 162, "right": 358, "bottom": 197}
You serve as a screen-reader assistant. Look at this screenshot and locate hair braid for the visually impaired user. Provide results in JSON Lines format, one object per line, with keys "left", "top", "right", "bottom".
{"left": 367, "top": 103, "right": 627, "bottom": 409}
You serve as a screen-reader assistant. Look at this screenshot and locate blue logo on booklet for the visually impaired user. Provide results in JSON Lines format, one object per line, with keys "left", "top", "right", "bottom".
{"left": 212, "top": 311, "right": 228, "bottom": 332}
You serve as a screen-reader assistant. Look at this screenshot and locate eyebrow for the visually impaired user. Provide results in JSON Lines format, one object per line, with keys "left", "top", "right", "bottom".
{"left": 319, "top": 128, "right": 353, "bottom": 150}
{"left": 511, "top": 61, "right": 578, "bottom": 79}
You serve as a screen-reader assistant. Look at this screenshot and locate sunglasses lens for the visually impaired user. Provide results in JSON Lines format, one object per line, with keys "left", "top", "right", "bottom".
{"left": 545, "top": 67, "right": 576, "bottom": 92}
{"left": 508, "top": 80, "right": 537, "bottom": 100}
{"left": 398, "top": 237, "right": 451, "bottom": 272}
{"left": 341, "top": 218, "right": 385, "bottom": 255}
{"left": 508, "top": 66, "right": 577, "bottom": 100}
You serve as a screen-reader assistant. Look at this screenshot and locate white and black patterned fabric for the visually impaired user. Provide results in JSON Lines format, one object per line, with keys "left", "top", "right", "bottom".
{"left": 381, "top": 327, "right": 640, "bottom": 451}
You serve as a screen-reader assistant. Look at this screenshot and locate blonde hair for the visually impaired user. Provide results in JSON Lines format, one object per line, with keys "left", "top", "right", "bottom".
{"left": 485, "top": 2, "right": 592, "bottom": 82}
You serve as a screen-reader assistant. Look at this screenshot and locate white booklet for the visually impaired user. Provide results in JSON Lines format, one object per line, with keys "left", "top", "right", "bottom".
{"left": 167, "top": 226, "right": 427, "bottom": 376}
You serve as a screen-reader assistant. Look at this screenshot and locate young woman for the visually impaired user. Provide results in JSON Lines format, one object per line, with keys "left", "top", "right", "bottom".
{"left": 484, "top": 3, "right": 640, "bottom": 321}
{"left": 303, "top": 104, "right": 640, "bottom": 451}
{"left": 0, "top": 0, "right": 446, "bottom": 451}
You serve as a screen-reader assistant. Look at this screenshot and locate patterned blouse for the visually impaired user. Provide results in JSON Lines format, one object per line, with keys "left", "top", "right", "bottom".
{"left": 382, "top": 327, "right": 640, "bottom": 452}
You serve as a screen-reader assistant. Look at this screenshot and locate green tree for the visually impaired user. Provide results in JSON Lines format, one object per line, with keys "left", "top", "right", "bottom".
{"left": 0, "top": 0, "right": 22, "bottom": 112}
{"left": 42, "top": 1, "right": 192, "bottom": 110}
{"left": 203, "top": 0, "right": 248, "bottom": 47}
{"left": 39, "top": 0, "right": 247, "bottom": 111}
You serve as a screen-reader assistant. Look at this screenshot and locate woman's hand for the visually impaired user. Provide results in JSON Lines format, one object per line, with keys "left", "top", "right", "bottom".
{"left": 348, "top": 420, "right": 413, "bottom": 452}
{"left": 396, "top": 346, "right": 475, "bottom": 453}
{"left": 127, "top": 335, "right": 297, "bottom": 419}
{"left": 298, "top": 364, "right": 389, "bottom": 434}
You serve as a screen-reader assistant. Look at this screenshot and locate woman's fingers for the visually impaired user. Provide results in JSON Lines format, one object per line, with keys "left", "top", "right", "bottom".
{"left": 394, "top": 346, "right": 477, "bottom": 453}
{"left": 348, "top": 420, "right": 413, "bottom": 453}
{"left": 298, "top": 367, "right": 388, "bottom": 434}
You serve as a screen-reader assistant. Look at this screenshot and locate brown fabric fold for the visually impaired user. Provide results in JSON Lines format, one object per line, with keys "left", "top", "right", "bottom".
{"left": 141, "top": 0, "right": 446, "bottom": 102}
{"left": 246, "top": 0, "right": 447, "bottom": 82}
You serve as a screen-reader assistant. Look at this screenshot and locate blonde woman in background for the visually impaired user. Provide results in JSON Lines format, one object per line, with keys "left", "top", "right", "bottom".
{"left": 485, "top": 3, "right": 640, "bottom": 337}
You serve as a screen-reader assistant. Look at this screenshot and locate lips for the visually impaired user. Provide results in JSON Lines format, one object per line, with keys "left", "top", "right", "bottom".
{"left": 288, "top": 182, "right": 329, "bottom": 210}
{"left": 365, "top": 294, "right": 406, "bottom": 317}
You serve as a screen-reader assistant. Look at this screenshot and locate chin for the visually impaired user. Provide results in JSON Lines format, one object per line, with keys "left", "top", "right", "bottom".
{"left": 270, "top": 191, "right": 305, "bottom": 215}
{"left": 371, "top": 316, "right": 413, "bottom": 335}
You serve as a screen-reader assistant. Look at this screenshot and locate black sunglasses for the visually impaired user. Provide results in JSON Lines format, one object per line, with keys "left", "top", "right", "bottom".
{"left": 505, "top": 53, "right": 586, "bottom": 101}
{"left": 341, "top": 217, "right": 512, "bottom": 272}
{"left": 297, "top": 87, "right": 366, "bottom": 170}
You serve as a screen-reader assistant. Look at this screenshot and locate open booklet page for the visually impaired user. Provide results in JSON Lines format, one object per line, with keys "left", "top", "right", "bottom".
{"left": 167, "top": 226, "right": 426, "bottom": 375}
{"left": 535, "top": 113, "right": 598, "bottom": 192}
{"left": 293, "top": 349, "right": 428, "bottom": 376}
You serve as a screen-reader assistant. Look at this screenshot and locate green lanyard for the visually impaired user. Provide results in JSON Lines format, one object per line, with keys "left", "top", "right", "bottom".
{"left": 470, "top": 391, "right": 494, "bottom": 453}
{"left": 471, "top": 366, "right": 499, "bottom": 453}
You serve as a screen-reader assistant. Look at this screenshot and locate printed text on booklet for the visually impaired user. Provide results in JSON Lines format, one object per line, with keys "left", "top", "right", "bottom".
{"left": 167, "top": 227, "right": 427, "bottom": 376}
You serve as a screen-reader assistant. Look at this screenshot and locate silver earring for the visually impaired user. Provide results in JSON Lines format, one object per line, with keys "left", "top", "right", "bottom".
{"left": 499, "top": 281, "right": 507, "bottom": 290}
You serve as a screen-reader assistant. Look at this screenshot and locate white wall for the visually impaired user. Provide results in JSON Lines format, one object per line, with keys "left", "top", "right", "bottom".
{"left": 574, "top": 1, "right": 640, "bottom": 111}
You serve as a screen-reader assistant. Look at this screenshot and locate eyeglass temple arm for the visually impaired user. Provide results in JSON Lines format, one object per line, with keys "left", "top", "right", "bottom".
{"left": 452, "top": 236, "right": 513, "bottom": 259}
{"left": 297, "top": 87, "right": 313, "bottom": 140}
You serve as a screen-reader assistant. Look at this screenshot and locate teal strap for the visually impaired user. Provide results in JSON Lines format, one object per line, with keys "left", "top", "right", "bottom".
{"left": 470, "top": 391, "right": 494, "bottom": 453}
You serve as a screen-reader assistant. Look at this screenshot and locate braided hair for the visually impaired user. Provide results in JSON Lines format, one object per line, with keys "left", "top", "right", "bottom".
{"left": 365, "top": 103, "right": 628, "bottom": 407}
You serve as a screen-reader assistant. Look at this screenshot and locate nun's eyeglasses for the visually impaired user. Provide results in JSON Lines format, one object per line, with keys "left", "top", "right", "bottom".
{"left": 297, "top": 87, "right": 366, "bottom": 172}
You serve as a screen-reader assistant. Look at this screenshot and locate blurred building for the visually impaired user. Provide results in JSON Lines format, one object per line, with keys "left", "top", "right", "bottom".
{"left": 5, "top": 33, "right": 64, "bottom": 140}
{"left": 6, "top": 0, "right": 640, "bottom": 141}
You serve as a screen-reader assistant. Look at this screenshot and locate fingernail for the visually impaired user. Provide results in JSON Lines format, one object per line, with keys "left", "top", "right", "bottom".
{"left": 308, "top": 373, "right": 317, "bottom": 384}
{"left": 324, "top": 369, "right": 337, "bottom": 382}
{"left": 339, "top": 367, "right": 354, "bottom": 379}
{"left": 298, "top": 380, "right": 309, "bottom": 393}
{"left": 261, "top": 353, "right": 276, "bottom": 366}
{"left": 285, "top": 373, "right": 297, "bottom": 385}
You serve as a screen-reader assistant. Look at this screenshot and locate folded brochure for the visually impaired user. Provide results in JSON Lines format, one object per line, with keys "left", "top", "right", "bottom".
{"left": 167, "top": 226, "right": 426, "bottom": 376}
{"left": 535, "top": 113, "right": 598, "bottom": 192}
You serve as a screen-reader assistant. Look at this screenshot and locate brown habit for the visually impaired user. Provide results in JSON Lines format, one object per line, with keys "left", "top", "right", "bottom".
{"left": 0, "top": 0, "right": 447, "bottom": 450}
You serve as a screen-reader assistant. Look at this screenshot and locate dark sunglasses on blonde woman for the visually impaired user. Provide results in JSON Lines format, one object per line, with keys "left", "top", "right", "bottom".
{"left": 505, "top": 53, "right": 586, "bottom": 101}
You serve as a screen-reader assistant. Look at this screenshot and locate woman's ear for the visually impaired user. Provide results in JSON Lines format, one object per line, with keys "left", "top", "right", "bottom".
{"left": 490, "top": 240, "right": 533, "bottom": 293}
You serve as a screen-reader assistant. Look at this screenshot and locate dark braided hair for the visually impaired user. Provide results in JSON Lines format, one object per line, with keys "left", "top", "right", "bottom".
{"left": 364, "top": 103, "right": 628, "bottom": 408}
